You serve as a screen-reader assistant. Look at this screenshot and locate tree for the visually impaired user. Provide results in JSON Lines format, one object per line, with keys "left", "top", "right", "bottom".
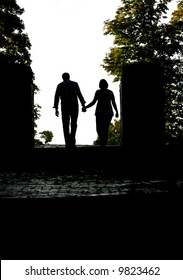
{"left": 168, "top": 0, "right": 183, "bottom": 144}
{"left": 171, "top": 0, "right": 183, "bottom": 24}
{"left": 0, "top": 0, "right": 31, "bottom": 64}
{"left": 108, "top": 119, "right": 122, "bottom": 145}
{"left": 102, "top": 0, "right": 183, "bottom": 144}
{"left": 34, "top": 103, "right": 42, "bottom": 145}
{"left": 0, "top": 0, "right": 53, "bottom": 145}
{"left": 94, "top": 119, "right": 122, "bottom": 145}
{"left": 39, "top": 131, "right": 54, "bottom": 145}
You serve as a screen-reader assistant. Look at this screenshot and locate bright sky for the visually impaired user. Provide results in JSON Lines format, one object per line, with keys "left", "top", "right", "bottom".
{"left": 16, "top": 0, "right": 178, "bottom": 145}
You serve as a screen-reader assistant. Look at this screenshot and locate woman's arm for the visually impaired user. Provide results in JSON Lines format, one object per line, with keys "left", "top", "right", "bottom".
{"left": 111, "top": 95, "right": 119, "bottom": 118}
{"left": 85, "top": 93, "right": 98, "bottom": 109}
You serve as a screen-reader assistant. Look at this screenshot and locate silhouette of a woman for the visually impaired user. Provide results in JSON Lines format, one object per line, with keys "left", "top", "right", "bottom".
{"left": 84, "top": 79, "right": 119, "bottom": 146}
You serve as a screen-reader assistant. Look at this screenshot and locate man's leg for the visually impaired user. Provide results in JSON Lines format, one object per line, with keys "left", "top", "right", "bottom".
{"left": 62, "top": 111, "right": 70, "bottom": 147}
{"left": 70, "top": 109, "right": 78, "bottom": 147}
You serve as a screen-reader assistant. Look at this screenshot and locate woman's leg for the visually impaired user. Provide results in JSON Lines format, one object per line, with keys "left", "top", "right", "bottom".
{"left": 96, "top": 116, "right": 112, "bottom": 146}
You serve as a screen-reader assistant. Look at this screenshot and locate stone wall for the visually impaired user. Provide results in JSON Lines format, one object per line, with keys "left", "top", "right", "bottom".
{"left": 0, "top": 63, "right": 34, "bottom": 153}
{"left": 121, "top": 62, "right": 165, "bottom": 150}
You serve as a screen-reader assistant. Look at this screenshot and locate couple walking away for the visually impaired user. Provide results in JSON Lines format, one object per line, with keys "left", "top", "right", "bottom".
{"left": 53, "top": 72, "right": 119, "bottom": 148}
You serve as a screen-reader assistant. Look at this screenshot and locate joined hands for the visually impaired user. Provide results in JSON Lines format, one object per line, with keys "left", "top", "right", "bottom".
{"left": 82, "top": 106, "right": 87, "bottom": 112}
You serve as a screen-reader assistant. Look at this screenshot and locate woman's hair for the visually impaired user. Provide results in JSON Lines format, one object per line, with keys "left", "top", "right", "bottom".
{"left": 99, "top": 79, "right": 108, "bottom": 90}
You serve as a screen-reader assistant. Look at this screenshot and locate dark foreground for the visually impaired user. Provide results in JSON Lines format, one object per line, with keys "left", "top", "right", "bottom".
{"left": 0, "top": 144, "right": 182, "bottom": 198}
{"left": 1, "top": 145, "right": 183, "bottom": 260}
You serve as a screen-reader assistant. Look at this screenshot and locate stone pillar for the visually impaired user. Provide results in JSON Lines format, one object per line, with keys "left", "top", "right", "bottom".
{"left": 121, "top": 62, "right": 165, "bottom": 150}
{"left": 0, "top": 63, "right": 34, "bottom": 153}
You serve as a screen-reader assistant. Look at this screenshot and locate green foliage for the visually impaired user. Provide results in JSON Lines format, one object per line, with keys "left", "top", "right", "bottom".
{"left": 39, "top": 130, "right": 54, "bottom": 145}
{"left": 94, "top": 119, "right": 122, "bottom": 145}
{"left": 0, "top": 0, "right": 31, "bottom": 64}
{"left": 170, "top": 0, "right": 183, "bottom": 24}
{"left": 34, "top": 103, "right": 41, "bottom": 138}
{"left": 108, "top": 119, "right": 122, "bottom": 145}
{"left": 0, "top": 0, "right": 54, "bottom": 145}
{"left": 34, "top": 138, "right": 44, "bottom": 145}
{"left": 34, "top": 130, "right": 54, "bottom": 145}
{"left": 102, "top": 0, "right": 183, "bottom": 144}
{"left": 102, "top": 0, "right": 181, "bottom": 79}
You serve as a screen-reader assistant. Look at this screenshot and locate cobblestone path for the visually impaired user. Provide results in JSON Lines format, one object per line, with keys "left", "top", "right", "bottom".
{"left": 0, "top": 169, "right": 182, "bottom": 198}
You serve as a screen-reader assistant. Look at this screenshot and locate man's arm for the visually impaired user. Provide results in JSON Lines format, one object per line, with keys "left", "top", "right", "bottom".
{"left": 75, "top": 82, "right": 86, "bottom": 107}
{"left": 53, "top": 85, "right": 60, "bottom": 117}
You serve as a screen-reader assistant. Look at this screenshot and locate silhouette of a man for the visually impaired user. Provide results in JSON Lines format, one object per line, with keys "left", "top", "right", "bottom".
{"left": 53, "top": 73, "right": 86, "bottom": 147}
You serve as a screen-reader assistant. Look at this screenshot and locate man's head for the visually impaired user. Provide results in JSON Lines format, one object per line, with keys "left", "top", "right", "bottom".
{"left": 62, "top": 72, "right": 70, "bottom": 81}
